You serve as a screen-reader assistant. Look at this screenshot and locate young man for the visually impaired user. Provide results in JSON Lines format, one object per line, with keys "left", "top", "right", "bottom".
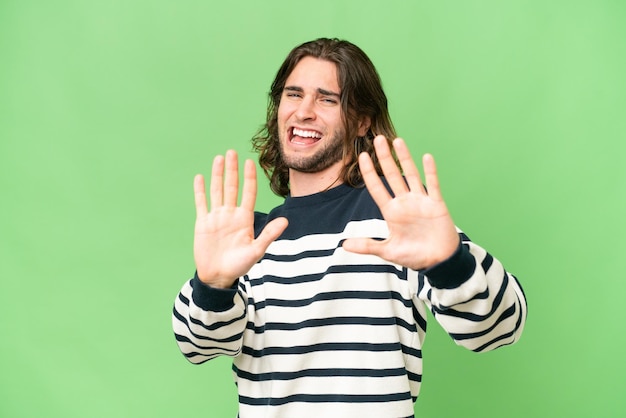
{"left": 173, "top": 38, "right": 527, "bottom": 418}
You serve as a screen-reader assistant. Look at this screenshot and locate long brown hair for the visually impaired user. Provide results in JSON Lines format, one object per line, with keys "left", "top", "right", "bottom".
{"left": 252, "top": 38, "right": 397, "bottom": 197}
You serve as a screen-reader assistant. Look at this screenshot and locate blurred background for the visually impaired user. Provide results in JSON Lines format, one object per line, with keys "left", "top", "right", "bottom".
{"left": 1, "top": 0, "right": 625, "bottom": 416}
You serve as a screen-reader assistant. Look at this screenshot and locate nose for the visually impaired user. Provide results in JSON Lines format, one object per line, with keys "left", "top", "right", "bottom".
{"left": 295, "top": 96, "right": 316, "bottom": 121}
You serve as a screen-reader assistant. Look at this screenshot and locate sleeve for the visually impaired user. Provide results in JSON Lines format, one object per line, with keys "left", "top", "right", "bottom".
{"left": 172, "top": 273, "right": 248, "bottom": 364}
{"left": 415, "top": 230, "right": 528, "bottom": 352}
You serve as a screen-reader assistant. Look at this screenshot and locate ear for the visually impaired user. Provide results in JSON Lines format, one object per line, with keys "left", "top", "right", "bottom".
{"left": 357, "top": 116, "right": 371, "bottom": 137}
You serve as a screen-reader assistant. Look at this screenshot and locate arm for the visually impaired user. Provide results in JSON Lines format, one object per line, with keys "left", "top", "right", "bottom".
{"left": 172, "top": 275, "right": 248, "bottom": 363}
{"left": 418, "top": 234, "right": 527, "bottom": 352}
{"left": 343, "top": 136, "right": 526, "bottom": 349}
{"left": 172, "top": 150, "right": 288, "bottom": 363}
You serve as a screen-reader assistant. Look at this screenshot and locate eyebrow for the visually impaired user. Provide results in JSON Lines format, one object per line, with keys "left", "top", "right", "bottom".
{"left": 284, "top": 86, "right": 341, "bottom": 98}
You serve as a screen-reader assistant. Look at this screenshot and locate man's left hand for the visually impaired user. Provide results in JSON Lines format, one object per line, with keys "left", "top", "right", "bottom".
{"left": 342, "top": 135, "right": 460, "bottom": 270}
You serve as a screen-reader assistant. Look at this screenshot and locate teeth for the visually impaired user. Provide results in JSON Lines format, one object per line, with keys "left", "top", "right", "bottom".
{"left": 293, "top": 128, "right": 322, "bottom": 139}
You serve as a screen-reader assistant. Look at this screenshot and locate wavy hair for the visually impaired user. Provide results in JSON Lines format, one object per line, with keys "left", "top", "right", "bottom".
{"left": 252, "top": 38, "right": 397, "bottom": 197}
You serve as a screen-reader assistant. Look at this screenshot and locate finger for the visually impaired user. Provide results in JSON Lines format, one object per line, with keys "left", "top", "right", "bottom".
{"left": 210, "top": 155, "right": 225, "bottom": 210}
{"left": 240, "top": 159, "right": 257, "bottom": 211}
{"left": 359, "top": 151, "right": 392, "bottom": 208}
{"left": 194, "top": 174, "right": 208, "bottom": 217}
{"left": 342, "top": 237, "right": 384, "bottom": 257}
{"left": 374, "top": 135, "right": 408, "bottom": 196}
{"left": 423, "top": 153, "right": 443, "bottom": 201}
{"left": 254, "top": 217, "right": 289, "bottom": 251}
{"left": 393, "top": 138, "right": 426, "bottom": 194}
{"left": 223, "top": 150, "right": 239, "bottom": 207}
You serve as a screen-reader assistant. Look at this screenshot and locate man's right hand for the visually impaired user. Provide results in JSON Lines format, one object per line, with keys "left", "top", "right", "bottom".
{"left": 193, "top": 150, "right": 288, "bottom": 289}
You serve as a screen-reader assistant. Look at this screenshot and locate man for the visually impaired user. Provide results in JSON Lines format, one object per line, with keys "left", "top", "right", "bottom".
{"left": 173, "top": 38, "right": 527, "bottom": 418}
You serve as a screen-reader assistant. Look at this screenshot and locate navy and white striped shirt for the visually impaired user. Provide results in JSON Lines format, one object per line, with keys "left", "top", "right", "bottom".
{"left": 173, "top": 183, "right": 527, "bottom": 417}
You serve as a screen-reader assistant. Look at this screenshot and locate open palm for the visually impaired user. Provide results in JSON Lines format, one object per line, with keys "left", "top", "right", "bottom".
{"left": 193, "top": 150, "right": 288, "bottom": 288}
{"left": 342, "top": 136, "right": 459, "bottom": 270}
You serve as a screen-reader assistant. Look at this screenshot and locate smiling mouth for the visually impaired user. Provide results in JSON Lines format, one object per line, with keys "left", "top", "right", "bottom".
{"left": 290, "top": 127, "right": 323, "bottom": 145}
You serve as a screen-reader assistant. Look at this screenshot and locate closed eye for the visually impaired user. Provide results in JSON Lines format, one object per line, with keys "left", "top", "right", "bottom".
{"left": 283, "top": 86, "right": 303, "bottom": 99}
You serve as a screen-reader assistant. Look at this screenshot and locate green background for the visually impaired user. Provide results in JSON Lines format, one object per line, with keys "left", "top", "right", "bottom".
{"left": 1, "top": 1, "right": 624, "bottom": 417}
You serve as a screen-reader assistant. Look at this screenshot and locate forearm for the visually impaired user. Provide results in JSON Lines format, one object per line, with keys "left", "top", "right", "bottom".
{"left": 419, "top": 233, "right": 527, "bottom": 352}
{"left": 172, "top": 274, "right": 247, "bottom": 364}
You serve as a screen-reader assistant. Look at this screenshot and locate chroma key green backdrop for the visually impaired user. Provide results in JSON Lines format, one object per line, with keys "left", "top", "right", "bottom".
{"left": 1, "top": 1, "right": 625, "bottom": 417}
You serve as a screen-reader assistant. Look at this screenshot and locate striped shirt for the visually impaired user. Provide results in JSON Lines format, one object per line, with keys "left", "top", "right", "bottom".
{"left": 172, "top": 183, "right": 527, "bottom": 418}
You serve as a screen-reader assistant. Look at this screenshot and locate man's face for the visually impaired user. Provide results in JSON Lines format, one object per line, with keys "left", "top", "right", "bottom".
{"left": 277, "top": 56, "right": 346, "bottom": 174}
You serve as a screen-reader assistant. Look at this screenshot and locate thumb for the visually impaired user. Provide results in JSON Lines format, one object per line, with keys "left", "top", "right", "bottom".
{"left": 342, "top": 237, "right": 384, "bottom": 256}
{"left": 255, "top": 217, "right": 289, "bottom": 250}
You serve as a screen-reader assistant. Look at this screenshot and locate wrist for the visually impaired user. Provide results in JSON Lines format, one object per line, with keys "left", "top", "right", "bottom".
{"left": 191, "top": 272, "right": 239, "bottom": 312}
{"left": 422, "top": 241, "right": 476, "bottom": 289}
{"left": 196, "top": 271, "right": 238, "bottom": 289}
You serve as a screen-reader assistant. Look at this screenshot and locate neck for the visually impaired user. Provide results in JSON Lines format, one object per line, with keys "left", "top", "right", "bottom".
{"left": 288, "top": 161, "right": 344, "bottom": 197}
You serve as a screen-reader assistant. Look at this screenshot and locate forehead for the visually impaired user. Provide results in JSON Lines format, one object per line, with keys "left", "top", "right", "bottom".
{"left": 285, "top": 56, "right": 340, "bottom": 91}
